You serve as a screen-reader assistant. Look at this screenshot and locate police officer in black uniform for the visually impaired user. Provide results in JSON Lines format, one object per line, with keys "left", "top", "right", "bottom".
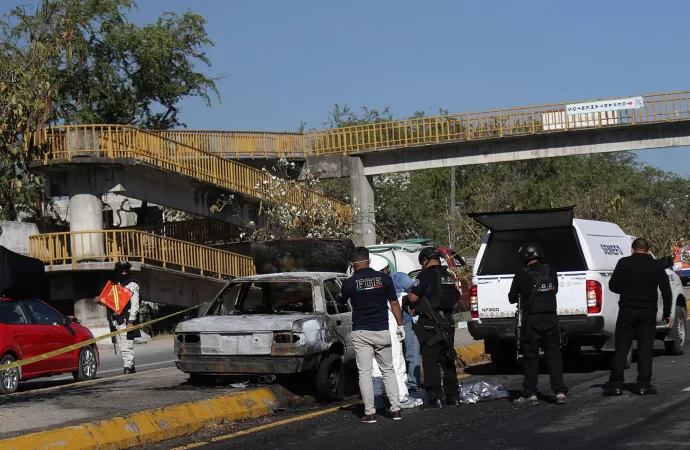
{"left": 509, "top": 242, "right": 568, "bottom": 405}
{"left": 408, "top": 247, "right": 460, "bottom": 408}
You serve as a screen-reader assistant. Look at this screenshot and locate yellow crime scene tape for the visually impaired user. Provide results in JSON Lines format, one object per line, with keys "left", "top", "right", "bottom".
{"left": 0, "top": 303, "right": 204, "bottom": 372}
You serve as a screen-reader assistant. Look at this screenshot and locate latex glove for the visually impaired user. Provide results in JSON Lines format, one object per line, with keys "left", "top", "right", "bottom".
{"left": 396, "top": 325, "right": 405, "bottom": 342}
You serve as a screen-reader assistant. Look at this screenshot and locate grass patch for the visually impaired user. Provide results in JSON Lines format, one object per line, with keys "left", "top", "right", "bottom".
{"left": 150, "top": 332, "right": 175, "bottom": 341}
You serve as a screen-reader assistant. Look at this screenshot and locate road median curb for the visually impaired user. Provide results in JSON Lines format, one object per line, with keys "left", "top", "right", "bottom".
{"left": 3, "top": 342, "right": 486, "bottom": 450}
{"left": 456, "top": 342, "right": 486, "bottom": 366}
{"left": 0, "top": 385, "right": 297, "bottom": 450}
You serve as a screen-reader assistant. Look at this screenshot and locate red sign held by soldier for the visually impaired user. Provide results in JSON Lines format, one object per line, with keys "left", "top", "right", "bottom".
{"left": 98, "top": 281, "right": 133, "bottom": 315}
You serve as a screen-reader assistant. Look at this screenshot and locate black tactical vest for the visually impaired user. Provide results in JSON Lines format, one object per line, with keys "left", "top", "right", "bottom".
{"left": 523, "top": 264, "right": 557, "bottom": 314}
{"left": 428, "top": 266, "right": 459, "bottom": 311}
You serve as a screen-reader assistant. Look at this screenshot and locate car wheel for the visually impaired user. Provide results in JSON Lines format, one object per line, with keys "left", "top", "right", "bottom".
{"left": 665, "top": 306, "right": 687, "bottom": 356}
{"left": 72, "top": 346, "right": 98, "bottom": 381}
{"left": 315, "top": 353, "right": 345, "bottom": 401}
{"left": 0, "top": 354, "right": 20, "bottom": 395}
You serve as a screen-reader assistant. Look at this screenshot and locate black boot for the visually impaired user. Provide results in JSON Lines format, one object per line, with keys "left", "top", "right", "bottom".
{"left": 424, "top": 398, "right": 444, "bottom": 409}
{"left": 445, "top": 396, "right": 461, "bottom": 407}
{"left": 124, "top": 367, "right": 136, "bottom": 375}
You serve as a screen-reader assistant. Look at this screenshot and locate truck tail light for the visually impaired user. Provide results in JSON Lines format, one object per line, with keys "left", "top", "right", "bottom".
{"left": 470, "top": 285, "right": 478, "bottom": 319}
{"left": 586, "top": 280, "right": 602, "bottom": 314}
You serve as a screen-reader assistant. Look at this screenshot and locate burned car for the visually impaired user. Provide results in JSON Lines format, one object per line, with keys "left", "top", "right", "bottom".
{"left": 174, "top": 272, "right": 352, "bottom": 400}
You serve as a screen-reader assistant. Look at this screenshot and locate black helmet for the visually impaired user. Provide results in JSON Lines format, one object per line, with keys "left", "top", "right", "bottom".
{"left": 114, "top": 261, "right": 132, "bottom": 272}
{"left": 418, "top": 247, "right": 442, "bottom": 266}
{"left": 518, "top": 242, "right": 543, "bottom": 263}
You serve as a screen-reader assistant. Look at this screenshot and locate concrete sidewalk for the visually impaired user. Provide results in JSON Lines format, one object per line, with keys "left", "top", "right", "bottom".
{"left": 0, "top": 367, "right": 253, "bottom": 440}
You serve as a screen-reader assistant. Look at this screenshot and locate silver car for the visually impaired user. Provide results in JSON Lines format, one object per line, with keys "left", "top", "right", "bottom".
{"left": 174, "top": 272, "right": 352, "bottom": 400}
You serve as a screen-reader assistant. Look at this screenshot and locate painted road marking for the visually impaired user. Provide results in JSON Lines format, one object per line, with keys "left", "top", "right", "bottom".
{"left": 682, "top": 387, "right": 690, "bottom": 392}
{"left": 8, "top": 367, "right": 175, "bottom": 397}
{"left": 172, "top": 374, "right": 474, "bottom": 449}
{"left": 46, "top": 359, "right": 178, "bottom": 381}
{"left": 171, "top": 404, "right": 354, "bottom": 450}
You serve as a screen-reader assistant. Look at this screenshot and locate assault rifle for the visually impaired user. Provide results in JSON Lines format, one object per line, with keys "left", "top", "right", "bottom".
{"left": 418, "top": 297, "right": 464, "bottom": 368}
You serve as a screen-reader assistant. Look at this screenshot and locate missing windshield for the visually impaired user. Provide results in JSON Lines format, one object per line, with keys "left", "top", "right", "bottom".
{"left": 212, "top": 281, "right": 315, "bottom": 315}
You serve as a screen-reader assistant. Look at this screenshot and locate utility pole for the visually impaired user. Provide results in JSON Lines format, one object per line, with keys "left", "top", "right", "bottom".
{"left": 449, "top": 166, "right": 456, "bottom": 248}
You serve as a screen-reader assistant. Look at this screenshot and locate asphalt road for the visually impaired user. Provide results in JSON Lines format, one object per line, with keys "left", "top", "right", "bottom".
{"left": 160, "top": 342, "right": 690, "bottom": 450}
{"left": 19, "top": 337, "right": 176, "bottom": 391}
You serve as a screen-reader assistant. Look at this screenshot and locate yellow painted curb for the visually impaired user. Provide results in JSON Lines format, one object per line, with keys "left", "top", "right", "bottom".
{"left": 456, "top": 342, "right": 486, "bottom": 366}
{"left": 0, "top": 387, "right": 279, "bottom": 450}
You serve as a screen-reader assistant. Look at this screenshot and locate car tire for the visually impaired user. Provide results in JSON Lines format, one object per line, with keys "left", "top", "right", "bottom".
{"left": 0, "top": 354, "right": 20, "bottom": 395}
{"left": 72, "top": 346, "right": 98, "bottom": 381}
{"left": 485, "top": 339, "right": 518, "bottom": 373}
{"left": 315, "top": 353, "right": 345, "bottom": 401}
{"left": 664, "top": 306, "right": 687, "bottom": 356}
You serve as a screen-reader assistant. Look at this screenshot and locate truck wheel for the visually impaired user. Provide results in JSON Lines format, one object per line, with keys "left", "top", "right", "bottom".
{"left": 315, "top": 354, "right": 345, "bottom": 401}
{"left": 0, "top": 355, "right": 20, "bottom": 395}
{"left": 72, "top": 346, "right": 98, "bottom": 381}
{"left": 485, "top": 340, "right": 518, "bottom": 373}
{"left": 664, "top": 306, "right": 687, "bottom": 356}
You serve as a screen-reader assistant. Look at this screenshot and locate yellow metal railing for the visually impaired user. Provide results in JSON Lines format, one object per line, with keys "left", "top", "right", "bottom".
{"left": 144, "top": 91, "right": 690, "bottom": 158}
{"left": 150, "top": 130, "right": 305, "bottom": 159}
{"left": 29, "top": 230, "right": 256, "bottom": 279}
{"left": 303, "top": 91, "right": 690, "bottom": 154}
{"left": 35, "top": 125, "right": 351, "bottom": 218}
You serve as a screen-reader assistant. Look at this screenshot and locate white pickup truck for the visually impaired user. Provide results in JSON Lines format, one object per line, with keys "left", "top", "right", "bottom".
{"left": 466, "top": 207, "right": 687, "bottom": 370}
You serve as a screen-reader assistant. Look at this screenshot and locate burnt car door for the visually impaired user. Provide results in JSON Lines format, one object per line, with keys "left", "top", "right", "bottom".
{"left": 323, "top": 278, "right": 354, "bottom": 362}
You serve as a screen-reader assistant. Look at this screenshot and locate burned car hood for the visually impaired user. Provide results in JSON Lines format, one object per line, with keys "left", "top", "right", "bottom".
{"left": 176, "top": 315, "right": 306, "bottom": 333}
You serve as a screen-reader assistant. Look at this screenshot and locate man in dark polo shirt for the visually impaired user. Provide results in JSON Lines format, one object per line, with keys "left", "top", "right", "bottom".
{"left": 340, "top": 247, "right": 404, "bottom": 423}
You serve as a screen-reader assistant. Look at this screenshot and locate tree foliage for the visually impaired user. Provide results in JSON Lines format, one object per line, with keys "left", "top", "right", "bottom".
{"left": 0, "top": 0, "right": 218, "bottom": 221}
{"left": 310, "top": 105, "right": 690, "bottom": 257}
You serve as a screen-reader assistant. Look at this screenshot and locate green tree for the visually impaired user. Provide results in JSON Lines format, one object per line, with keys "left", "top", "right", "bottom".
{"left": 0, "top": 0, "right": 219, "bottom": 221}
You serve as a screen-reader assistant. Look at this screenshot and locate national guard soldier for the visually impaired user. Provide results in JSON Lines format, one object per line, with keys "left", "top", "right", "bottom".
{"left": 408, "top": 247, "right": 460, "bottom": 408}
{"left": 95, "top": 261, "right": 140, "bottom": 374}
{"left": 509, "top": 242, "right": 568, "bottom": 405}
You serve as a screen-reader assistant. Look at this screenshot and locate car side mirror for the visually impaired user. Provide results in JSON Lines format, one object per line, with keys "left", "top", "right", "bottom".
{"left": 64, "top": 315, "right": 80, "bottom": 325}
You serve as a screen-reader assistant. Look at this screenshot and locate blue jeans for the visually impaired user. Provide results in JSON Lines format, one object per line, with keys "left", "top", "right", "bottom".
{"left": 403, "top": 321, "right": 421, "bottom": 390}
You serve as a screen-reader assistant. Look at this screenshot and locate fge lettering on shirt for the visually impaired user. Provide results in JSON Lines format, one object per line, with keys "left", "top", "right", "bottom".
{"left": 356, "top": 277, "right": 384, "bottom": 290}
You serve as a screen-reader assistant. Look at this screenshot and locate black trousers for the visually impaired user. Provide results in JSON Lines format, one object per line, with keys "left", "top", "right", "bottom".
{"left": 609, "top": 308, "right": 657, "bottom": 389}
{"left": 414, "top": 313, "right": 458, "bottom": 401}
{"left": 521, "top": 314, "right": 568, "bottom": 395}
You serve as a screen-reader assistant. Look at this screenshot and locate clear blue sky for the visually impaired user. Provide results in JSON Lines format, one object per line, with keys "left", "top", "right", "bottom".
{"left": 132, "top": 0, "right": 690, "bottom": 176}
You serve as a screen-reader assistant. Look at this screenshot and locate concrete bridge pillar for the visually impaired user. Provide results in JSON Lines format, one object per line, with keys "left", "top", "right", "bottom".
{"left": 349, "top": 157, "right": 376, "bottom": 246}
{"left": 67, "top": 171, "right": 105, "bottom": 259}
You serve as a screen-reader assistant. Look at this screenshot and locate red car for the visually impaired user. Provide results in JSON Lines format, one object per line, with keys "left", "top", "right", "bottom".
{"left": 0, "top": 297, "right": 99, "bottom": 394}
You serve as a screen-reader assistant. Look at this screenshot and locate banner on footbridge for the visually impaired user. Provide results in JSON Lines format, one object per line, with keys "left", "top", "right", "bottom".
{"left": 566, "top": 96, "right": 644, "bottom": 115}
